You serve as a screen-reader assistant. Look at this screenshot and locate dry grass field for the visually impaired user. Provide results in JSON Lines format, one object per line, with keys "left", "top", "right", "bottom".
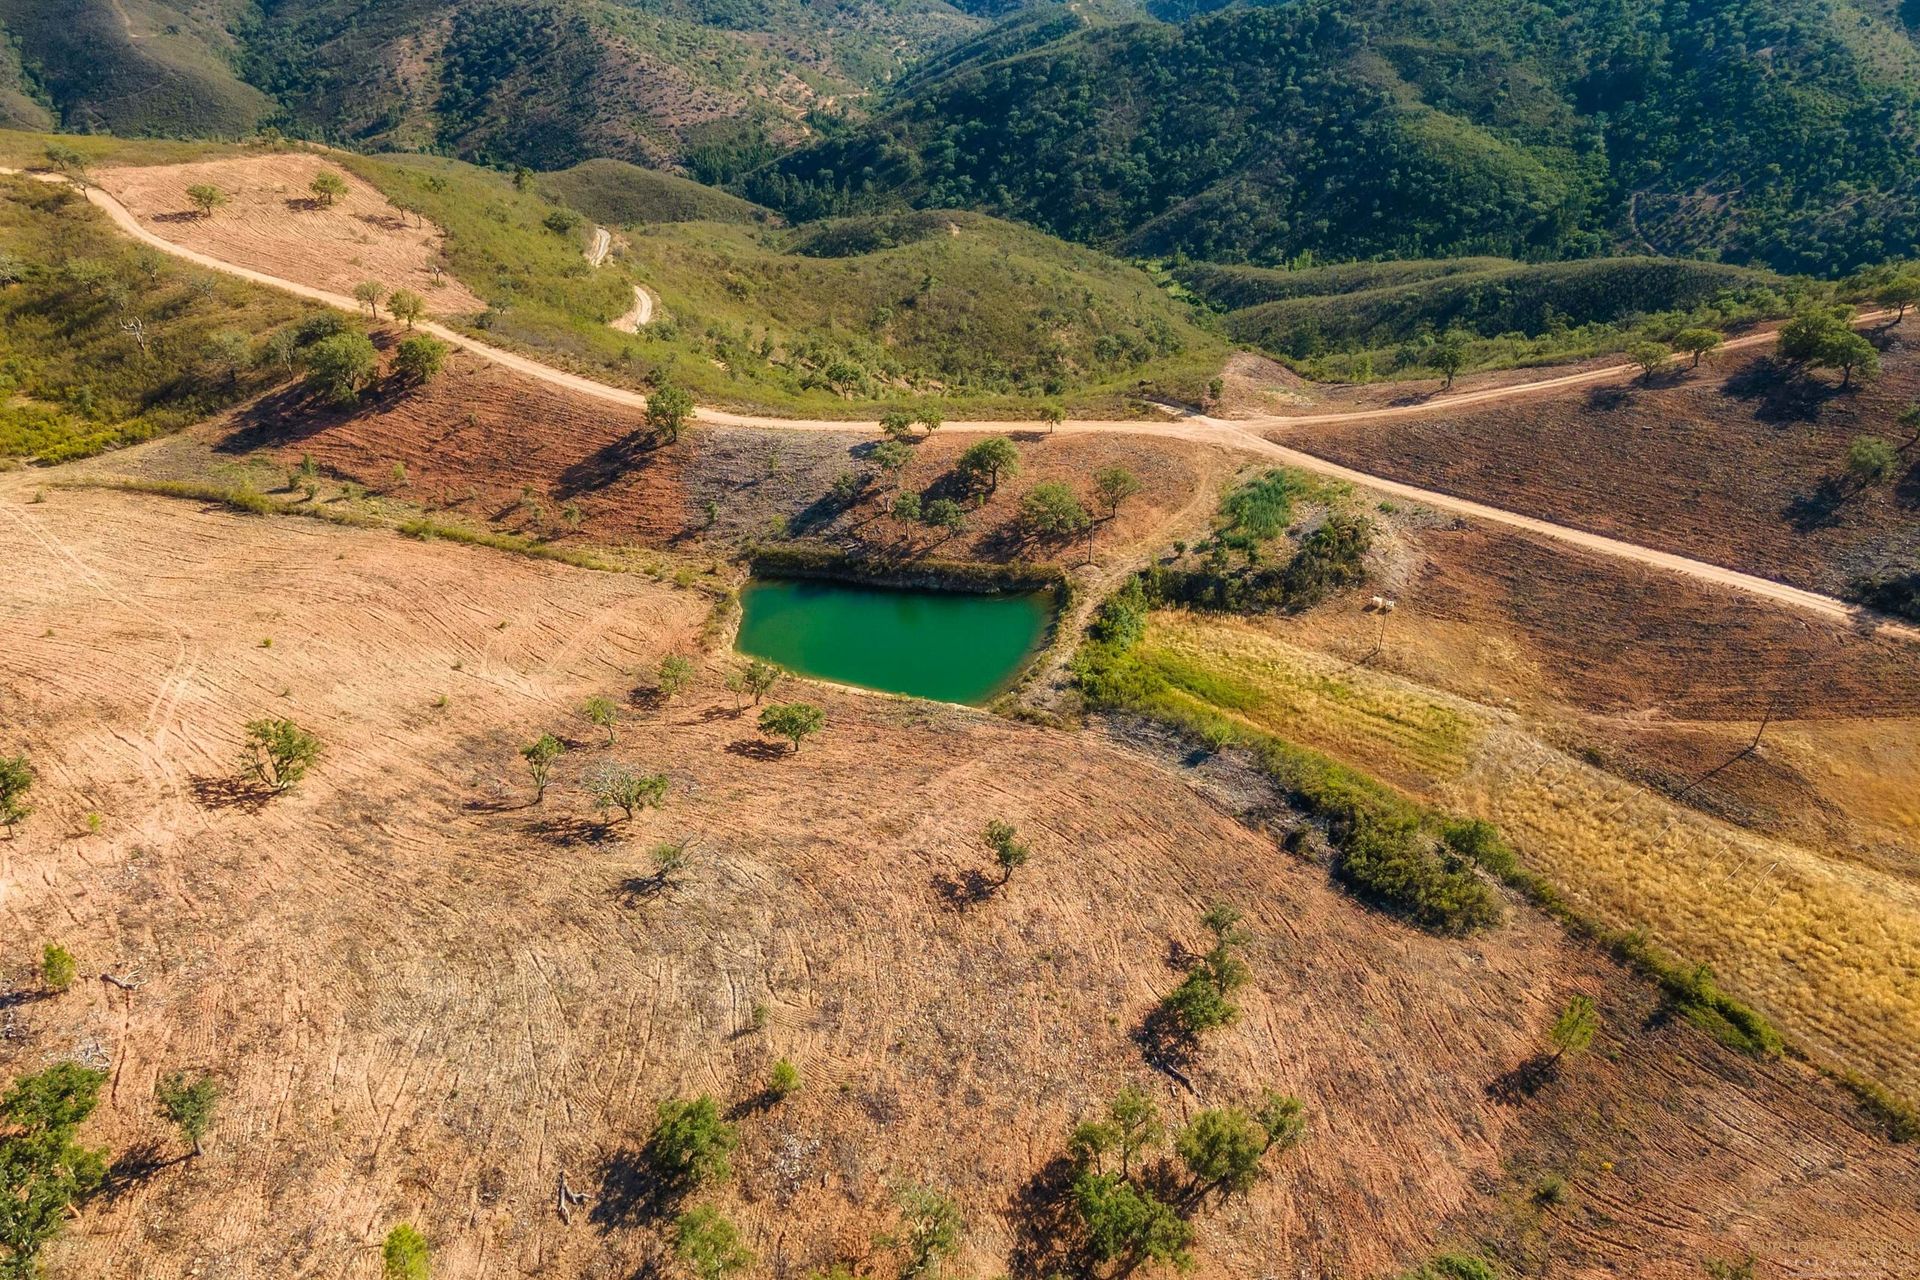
{"left": 93, "top": 154, "right": 485, "bottom": 317}
{"left": 1290, "top": 323, "right": 1920, "bottom": 595}
{"left": 5, "top": 485, "right": 1919, "bottom": 1280}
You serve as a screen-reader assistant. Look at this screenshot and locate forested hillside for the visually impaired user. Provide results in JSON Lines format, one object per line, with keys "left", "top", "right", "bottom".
{"left": 0, "top": 0, "right": 988, "bottom": 173}
{"left": 747, "top": 0, "right": 1920, "bottom": 275}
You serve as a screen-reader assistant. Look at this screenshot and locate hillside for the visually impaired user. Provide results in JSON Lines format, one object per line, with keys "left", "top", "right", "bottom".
{"left": 1179, "top": 255, "right": 1809, "bottom": 378}
{"left": 0, "top": 0, "right": 988, "bottom": 173}
{"left": 540, "top": 158, "right": 775, "bottom": 227}
{"left": 4, "top": 475, "right": 1919, "bottom": 1279}
{"left": 747, "top": 0, "right": 1920, "bottom": 275}
{"left": 1287, "top": 318, "right": 1920, "bottom": 599}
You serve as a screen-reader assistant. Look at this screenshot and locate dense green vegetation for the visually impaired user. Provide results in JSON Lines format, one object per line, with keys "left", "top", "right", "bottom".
{"left": 748, "top": 0, "right": 1920, "bottom": 276}
{"left": 0, "top": 173, "right": 318, "bottom": 462}
{"left": 1180, "top": 255, "right": 1813, "bottom": 378}
{"left": 540, "top": 158, "right": 773, "bottom": 227}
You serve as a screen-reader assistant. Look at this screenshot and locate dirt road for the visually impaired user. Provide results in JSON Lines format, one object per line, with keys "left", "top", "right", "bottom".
{"left": 586, "top": 224, "right": 611, "bottom": 267}
{"left": 21, "top": 168, "right": 1912, "bottom": 637}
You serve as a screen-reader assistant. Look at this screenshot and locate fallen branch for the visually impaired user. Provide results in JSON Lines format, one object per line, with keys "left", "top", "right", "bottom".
{"left": 99, "top": 969, "right": 145, "bottom": 991}
{"left": 557, "top": 1170, "right": 588, "bottom": 1224}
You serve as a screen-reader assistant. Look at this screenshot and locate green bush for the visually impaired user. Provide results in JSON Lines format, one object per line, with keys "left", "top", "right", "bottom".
{"left": 647, "top": 1096, "right": 737, "bottom": 1188}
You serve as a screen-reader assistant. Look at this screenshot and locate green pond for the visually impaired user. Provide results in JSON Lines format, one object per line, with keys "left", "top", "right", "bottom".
{"left": 735, "top": 578, "right": 1055, "bottom": 705}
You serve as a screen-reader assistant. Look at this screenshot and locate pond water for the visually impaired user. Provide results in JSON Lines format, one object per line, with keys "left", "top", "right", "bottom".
{"left": 735, "top": 578, "right": 1056, "bottom": 705}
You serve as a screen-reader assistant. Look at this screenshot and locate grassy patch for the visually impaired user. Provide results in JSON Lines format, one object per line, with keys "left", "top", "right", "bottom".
{"left": 0, "top": 172, "right": 319, "bottom": 462}
{"left": 540, "top": 159, "right": 773, "bottom": 228}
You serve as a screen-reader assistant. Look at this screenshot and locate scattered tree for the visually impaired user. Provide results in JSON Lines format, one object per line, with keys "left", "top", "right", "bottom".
{"left": 982, "top": 819, "right": 1031, "bottom": 883}
{"left": 585, "top": 763, "right": 669, "bottom": 822}
{"left": 0, "top": 1064, "right": 108, "bottom": 1275}
{"left": 879, "top": 409, "right": 915, "bottom": 442}
{"left": 1624, "top": 340, "right": 1670, "bottom": 381}
{"left": 204, "top": 330, "right": 251, "bottom": 385}
{"left": 956, "top": 435, "right": 1020, "bottom": 493}
{"left": 184, "top": 184, "right": 228, "bottom": 218}
{"left": 915, "top": 407, "right": 943, "bottom": 436}
{"left": 352, "top": 280, "right": 388, "bottom": 317}
{"left": 1176, "top": 1106, "right": 1267, "bottom": 1199}
{"left": 1041, "top": 403, "right": 1066, "bottom": 433}
{"left": 872, "top": 440, "right": 914, "bottom": 486}
{"left": 657, "top": 654, "right": 695, "bottom": 701}
{"left": 42, "top": 142, "right": 87, "bottom": 179}
{"left": 1846, "top": 435, "right": 1899, "bottom": 486}
{"left": 304, "top": 331, "right": 379, "bottom": 405}
{"left": 922, "top": 497, "right": 966, "bottom": 532}
{"left": 1820, "top": 329, "right": 1880, "bottom": 387}
{"left": 1069, "top": 1087, "right": 1163, "bottom": 1180}
{"left": 742, "top": 661, "right": 781, "bottom": 706}
{"left": 1159, "top": 907, "right": 1251, "bottom": 1042}
{"left": 768, "top": 1058, "right": 800, "bottom": 1101}
{"left": 1548, "top": 994, "right": 1600, "bottom": 1064}
{"left": 648, "top": 382, "right": 695, "bottom": 444}
{"left": 242, "top": 718, "right": 320, "bottom": 793}
{"left": 39, "top": 944, "right": 75, "bottom": 993}
{"left": 1072, "top": 1170, "right": 1193, "bottom": 1271}
{"left": 1778, "top": 309, "right": 1852, "bottom": 363}
{"left": 648, "top": 1096, "right": 737, "bottom": 1188}
{"left": 543, "top": 208, "right": 581, "bottom": 235}
{"left": 893, "top": 491, "right": 923, "bottom": 524}
{"left": 388, "top": 289, "right": 425, "bottom": 330}
{"left": 0, "top": 755, "right": 33, "bottom": 836}
{"left": 521, "top": 733, "right": 563, "bottom": 801}
{"left": 309, "top": 171, "right": 349, "bottom": 206}
{"left": 393, "top": 334, "right": 448, "bottom": 383}
{"left": 1020, "top": 482, "right": 1090, "bottom": 538}
{"left": 154, "top": 1071, "right": 218, "bottom": 1158}
{"left": 1674, "top": 328, "right": 1723, "bottom": 368}
{"left": 1093, "top": 466, "right": 1142, "bottom": 519}
{"left": 1432, "top": 329, "right": 1470, "bottom": 389}
{"left": 1875, "top": 274, "right": 1920, "bottom": 321}
{"left": 1254, "top": 1090, "right": 1307, "bottom": 1155}
{"left": 382, "top": 1224, "right": 430, "bottom": 1280}
{"left": 674, "top": 1206, "right": 752, "bottom": 1280}
{"left": 758, "top": 702, "right": 825, "bottom": 754}
{"left": 582, "top": 695, "right": 619, "bottom": 743}
{"left": 885, "top": 1185, "right": 963, "bottom": 1280}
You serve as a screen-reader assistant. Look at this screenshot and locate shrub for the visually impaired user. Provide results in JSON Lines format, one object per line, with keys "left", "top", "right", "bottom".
{"left": 382, "top": 1224, "right": 429, "bottom": 1280}
{"left": 0, "top": 754, "right": 32, "bottom": 836}
{"left": 648, "top": 1096, "right": 738, "bottom": 1187}
{"left": 922, "top": 497, "right": 966, "bottom": 531}
{"left": 657, "top": 654, "right": 695, "bottom": 700}
{"left": 0, "top": 1063, "right": 108, "bottom": 1274}
{"left": 1548, "top": 994, "right": 1600, "bottom": 1062}
{"left": 983, "top": 819, "right": 1031, "bottom": 882}
{"left": 309, "top": 171, "right": 348, "bottom": 205}
{"left": 154, "top": 1071, "right": 218, "bottom": 1157}
{"left": 304, "top": 332, "right": 379, "bottom": 405}
{"left": 673, "top": 1206, "right": 752, "bottom": 1280}
{"left": 1175, "top": 1106, "right": 1267, "bottom": 1197}
{"left": 1845, "top": 435, "right": 1898, "bottom": 485}
{"left": 768, "top": 1058, "right": 800, "bottom": 1100}
{"left": 39, "top": 944, "right": 75, "bottom": 992}
{"left": 1333, "top": 812, "right": 1503, "bottom": 936}
{"left": 388, "top": 290, "right": 425, "bottom": 330}
{"left": 582, "top": 695, "right": 619, "bottom": 743}
{"left": 885, "top": 1186, "right": 963, "bottom": 1280}
{"left": 1071, "top": 1172, "right": 1192, "bottom": 1271}
{"left": 1020, "top": 482, "right": 1090, "bottom": 538}
{"left": 242, "top": 718, "right": 320, "bottom": 793}
{"left": 647, "top": 382, "right": 695, "bottom": 443}
{"left": 393, "top": 334, "right": 448, "bottom": 383}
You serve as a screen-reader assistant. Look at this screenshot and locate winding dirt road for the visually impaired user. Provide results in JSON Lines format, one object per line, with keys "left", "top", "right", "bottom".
{"left": 19, "top": 167, "right": 1913, "bottom": 638}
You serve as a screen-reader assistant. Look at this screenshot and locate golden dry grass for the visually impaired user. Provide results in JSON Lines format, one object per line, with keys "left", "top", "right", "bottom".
{"left": 1143, "top": 611, "right": 1920, "bottom": 1099}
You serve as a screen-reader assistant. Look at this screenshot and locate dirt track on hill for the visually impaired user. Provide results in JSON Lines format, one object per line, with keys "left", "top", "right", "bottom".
{"left": 18, "top": 165, "right": 1910, "bottom": 638}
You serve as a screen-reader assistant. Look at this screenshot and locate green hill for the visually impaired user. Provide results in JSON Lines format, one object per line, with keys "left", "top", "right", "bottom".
{"left": 745, "top": 0, "right": 1920, "bottom": 276}
{"left": 540, "top": 159, "right": 773, "bottom": 227}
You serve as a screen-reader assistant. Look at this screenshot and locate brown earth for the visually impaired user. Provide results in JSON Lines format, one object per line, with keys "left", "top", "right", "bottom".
{"left": 92, "top": 154, "right": 485, "bottom": 317}
{"left": 1290, "top": 321, "right": 1920, "bottom": 596}
{"left": 3, "top": 486, "right": 1918, "bottom": 1280}
{"left": 206, "top": 344, "right": 1237, "bottom": 566}
{"left": 1254, "top": 514, "right": 1920, "bottom": 873}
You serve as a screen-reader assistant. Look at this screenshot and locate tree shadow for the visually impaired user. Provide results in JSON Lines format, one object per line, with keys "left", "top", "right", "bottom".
{"left": 215, "top": 381, "right": 355, "bottom": 453}
{"left": 931, "top": 869, "right": 995, "bottom": 912}
{"left": 1721, "top": 356, "right": 1841, "bottom": 424}
{"left": 464, "top": 794, "right": 535, "bottom": 814}
{"left": 151, "top": 210, "right": 205, "bottom": 225}
{"left": 725, "top": 739, "right": 789, "bottom": 761}
{"left": 1895, "top": 457, "right": 1920, "bottom": 509}
{"left": 1782, "top": 477, "right": 1852, "bottom": 533}
{"left": 283, "top": 197, "right": 326, "bottom": 213}
{"left": 355, "top": 212, "right": 407, "bottom": 232}
{"left": 1006, "top": 1154, "right": 1084, "bottom": 1280}
{"left": 102, "top": 1139, "right": 185, "bottom": 1203}
{"left": 1585, "top": 384, "right": 1632, "bottom": 412}
{"left": 1486, "top": 1052, "right": 1560, "bottom": 1105}
{"left": 1130, "top": 1006, "right": 1197, "bottom": 1091}
{"left": 616, "top": 872, "right": 674, "bottom": 905}
{"left": 557, "top": 430, "right": 661, "bottom": 499}
{"left": 589, "top": 1146, "right": 679, "bottom": 1230}
{"left": 697, "top": 704, "right": 745, "bottom": 723}
{"left": 189, "top": 774, "right": 276, "bottom": 814}
{"left": 524, "top": 815, "right": 617, "bottom": 848}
